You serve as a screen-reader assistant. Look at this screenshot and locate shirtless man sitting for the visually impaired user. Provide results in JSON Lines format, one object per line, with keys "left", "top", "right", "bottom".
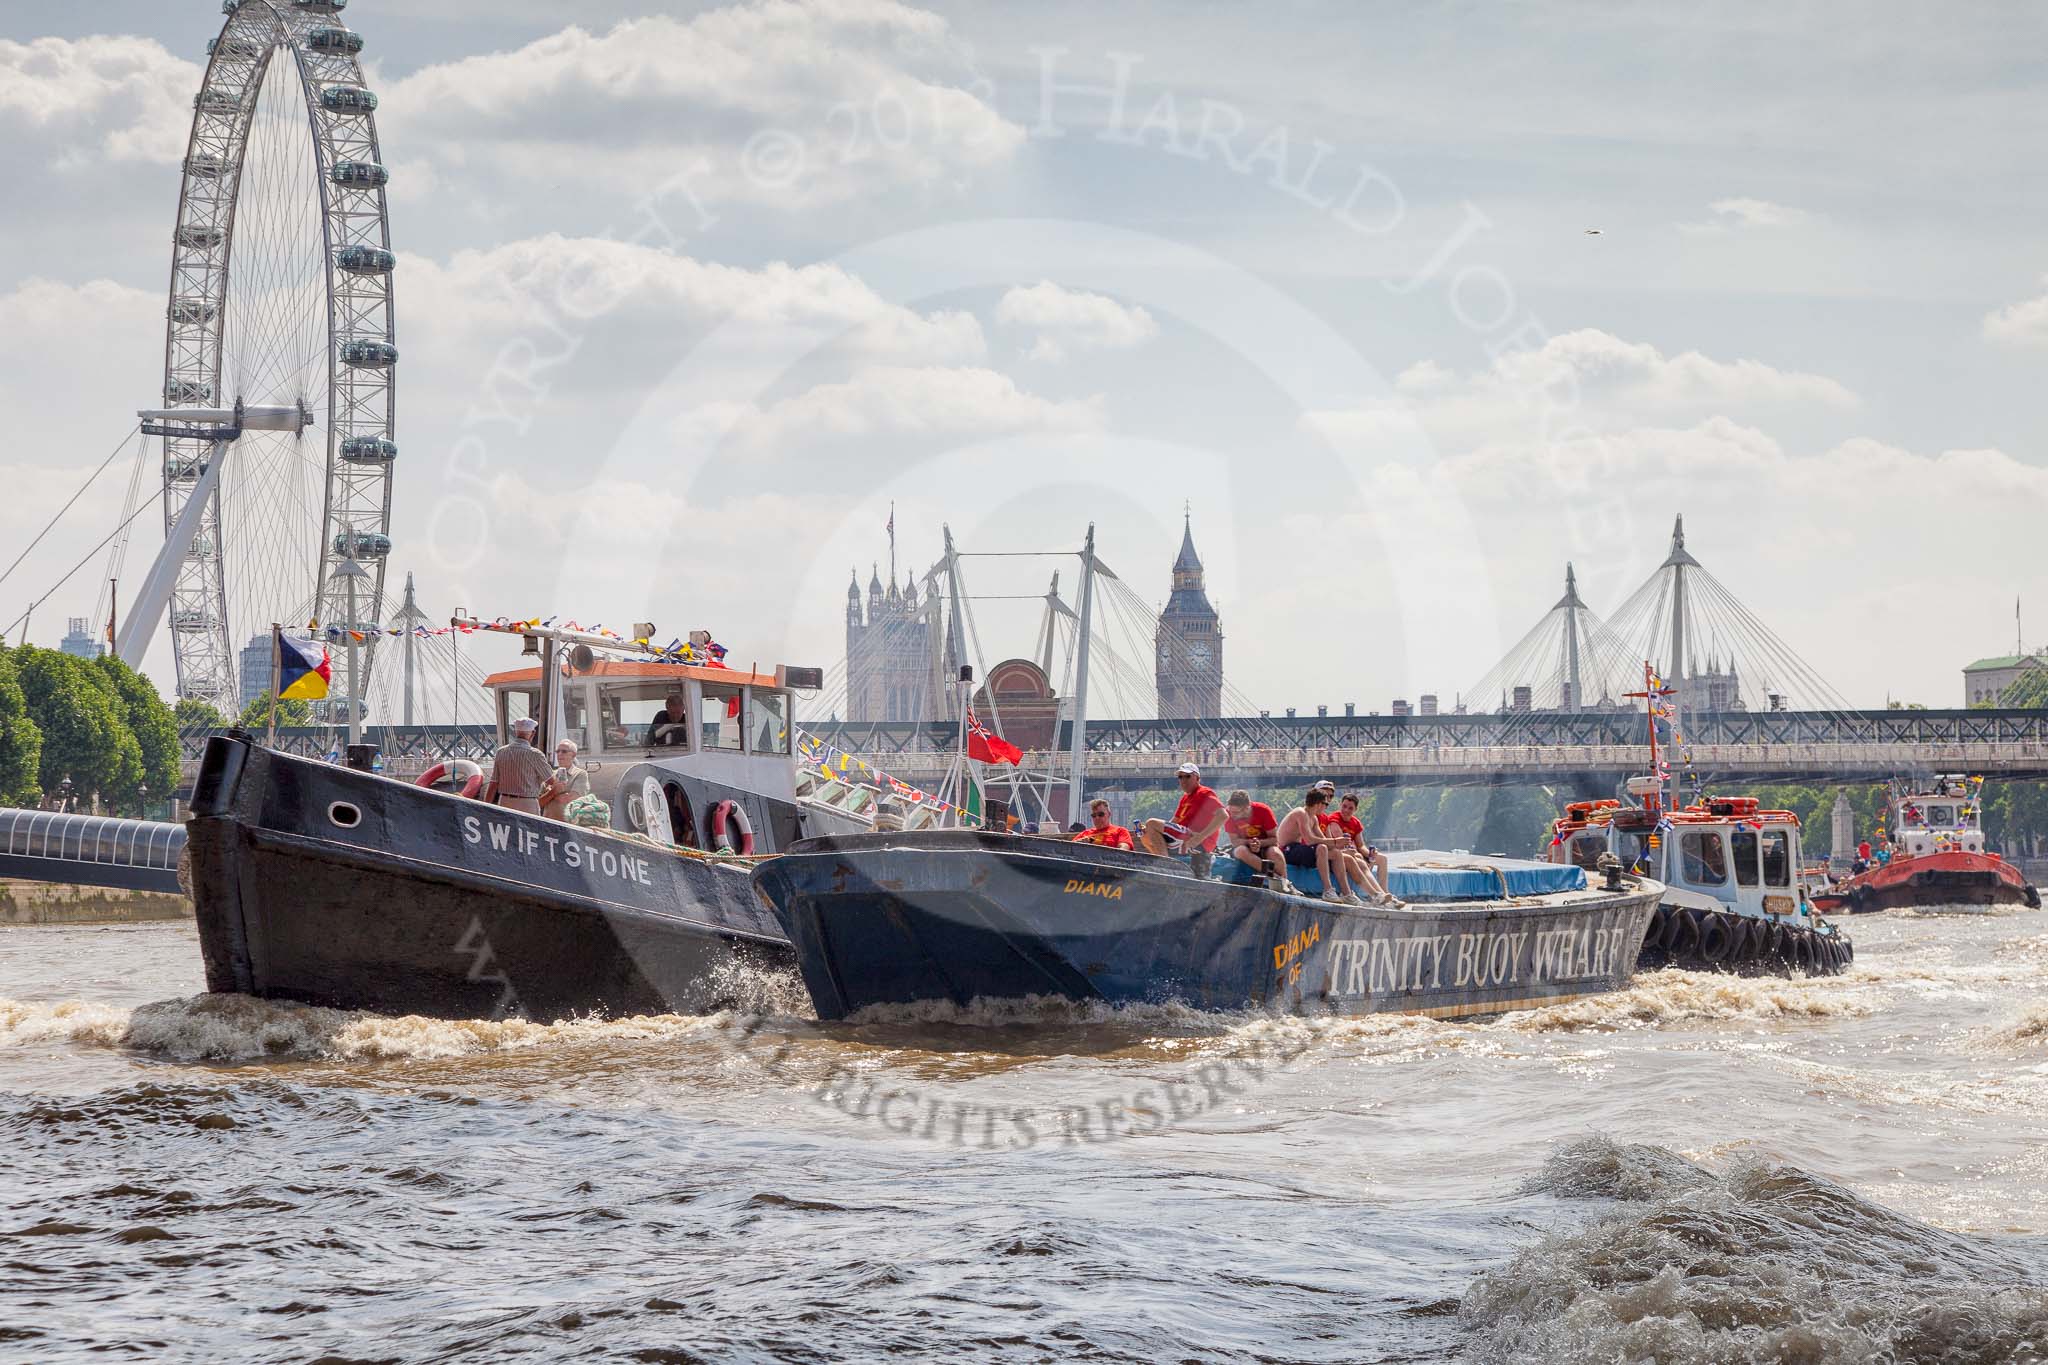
{"left": 1274, "top": 789, "right": 1364, "bottom": 904}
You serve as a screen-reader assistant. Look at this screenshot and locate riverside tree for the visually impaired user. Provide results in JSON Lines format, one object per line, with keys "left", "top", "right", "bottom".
{"left": 92, "top": 654, "right": 181, "bottom": 810}
{"left": 175, "top": 696, "right": 226, "bottom": 731}
{"left": 12, "top": 647, "right": 142, "bottom": 809}
{"left": 0, "top": 647, "right": 43, "bottom": 806}
{"left": 237, "top": 691, "right": 312, "bottom": 730}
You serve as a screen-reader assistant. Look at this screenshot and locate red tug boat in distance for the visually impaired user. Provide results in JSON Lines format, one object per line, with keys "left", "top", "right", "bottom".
{"left": 1810, "top": 776, "right": 2039, "bottom": 914}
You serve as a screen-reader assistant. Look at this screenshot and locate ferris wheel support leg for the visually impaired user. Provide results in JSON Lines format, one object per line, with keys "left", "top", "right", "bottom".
{"left": 115, "top": 438, "right": 234, "bottom": 671}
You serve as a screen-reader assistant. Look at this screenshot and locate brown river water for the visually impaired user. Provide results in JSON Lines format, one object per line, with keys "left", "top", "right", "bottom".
{"left": 3, "top": 909, "right": 2047, "bottom": 1363}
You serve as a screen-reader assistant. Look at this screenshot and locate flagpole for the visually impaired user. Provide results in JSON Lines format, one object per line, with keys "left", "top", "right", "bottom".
{"left": 267, "top": 622, "right": 282, "bottom": 748}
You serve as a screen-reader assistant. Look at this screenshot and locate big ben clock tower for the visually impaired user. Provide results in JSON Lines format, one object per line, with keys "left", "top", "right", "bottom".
{"left": 1155, "top": 513, "right": 1224, "bottom": 718}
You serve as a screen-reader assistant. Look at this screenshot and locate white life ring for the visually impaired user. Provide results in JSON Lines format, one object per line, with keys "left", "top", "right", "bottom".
{"left": 707, "top": 798, "right": 755, "bottom": 855}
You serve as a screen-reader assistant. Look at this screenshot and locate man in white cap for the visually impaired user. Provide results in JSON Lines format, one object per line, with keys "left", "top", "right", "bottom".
{"left": 486, "top": 716, "right": 552, "bottom": 815}
{"left": 1139, "top": 762, "right": 1227, "bottom": 876}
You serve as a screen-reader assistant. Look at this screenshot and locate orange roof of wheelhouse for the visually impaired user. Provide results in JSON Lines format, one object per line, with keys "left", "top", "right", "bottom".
{"left": 481, "top": 660, "right": 779, "bottom": 689}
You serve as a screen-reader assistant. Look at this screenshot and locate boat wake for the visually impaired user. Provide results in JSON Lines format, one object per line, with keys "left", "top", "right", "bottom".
{"left": 1462, "top": 1137, "right": 2048, "bottom": 1364}
{"left": 0, "top": 964, "right": 811, "bottom": 1064}
{"left": 1499, "top": 968, "right": 1874, "bottom": 1032}
{"left": 1983, "top": 1003, "right": 2048, "bottom": 1051}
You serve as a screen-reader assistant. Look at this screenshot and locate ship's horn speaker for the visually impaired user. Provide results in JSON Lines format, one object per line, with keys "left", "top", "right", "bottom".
{"left": 568, "top": 644, "right": 596, "bottom": 673}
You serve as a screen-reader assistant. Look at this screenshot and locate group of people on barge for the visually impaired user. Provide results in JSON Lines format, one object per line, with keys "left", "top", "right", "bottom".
{"left": 1071, "top": 762, "right": 1399, "bottom": 905}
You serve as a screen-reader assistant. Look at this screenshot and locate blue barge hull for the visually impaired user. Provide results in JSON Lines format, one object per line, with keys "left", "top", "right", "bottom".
{"left": 751, "top": 831, "right": 1663, "bottom": 1021}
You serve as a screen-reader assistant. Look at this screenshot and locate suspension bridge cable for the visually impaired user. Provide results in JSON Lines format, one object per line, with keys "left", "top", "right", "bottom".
{"left": 0, "top": 426, "right": 140, "bottom": 595}
{"left": 3, "top": 492, "right": 164, "bottom": 643}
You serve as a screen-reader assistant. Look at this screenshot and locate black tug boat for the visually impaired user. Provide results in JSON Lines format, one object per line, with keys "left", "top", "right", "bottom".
{"left": 184, "top": 622, "right": 863, "bottom": 1021}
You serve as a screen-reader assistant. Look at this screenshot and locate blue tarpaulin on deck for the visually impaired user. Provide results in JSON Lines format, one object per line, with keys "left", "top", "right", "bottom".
{"left": 1214, "top": 850, "right": 1585, "bottom": 900}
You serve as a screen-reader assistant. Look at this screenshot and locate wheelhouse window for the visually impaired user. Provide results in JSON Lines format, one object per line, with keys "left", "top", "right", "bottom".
{"left": 752, "top": 688, "right": 791, "bottom": 755}
{"left": 1761, "top": 830, "right": 1792, "bottom": 887}
{"left": 1679, "top": 830, "right": 1727, "bottom": 885}
{"left": 1615, "top": 829, "right": 1659, "bottom": 874}
{"left": 1567, "top": 833, "right": 1608, "bottom": 870}
{"left": 700, "top": 684, "right": 744, "bottom": 752}
{"left": 600, "top": 683, "right": 686, "bottom": 751}
{"left": 1926, "top": 804, "right": 1957, "bottom": 829}
{"left": 1731, "top": 829, "right": 1761, "bottom": 887}
{"left": 499, "top": 687, "right": 539, "bottom": 741}
{"left": 559, "top": 684, "right": 592, "bottom": 753}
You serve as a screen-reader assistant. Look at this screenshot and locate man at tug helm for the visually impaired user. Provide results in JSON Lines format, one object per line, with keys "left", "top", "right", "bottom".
{"left": 651, "top": 690, "right": 689, "bottom": 746}
{"left": 1139, "top": 763, "right": 1227, "bottom": 876}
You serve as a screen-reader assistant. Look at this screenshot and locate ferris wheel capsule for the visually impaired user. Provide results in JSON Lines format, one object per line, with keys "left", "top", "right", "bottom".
{"left": 336, "top": 245, "right": 395, "bottom": 275}
{"left": 319, "top": 86, "right": 378, "bottom": 114}
{"left": 334, "top": 531, "right": 392, "bottom": 560}
{"left": 340, "top": 436, "right": 397, "bottom": 464}
{"left": 177, "top": 225, "right": 225, "bottom": 251}
{"left": 329, "top": 160, "right": 388, "bottom": 188}
{"left": 306, "top": 27, "right": 363, "bottom": 55}
{"left": 341, "top": 339, "right": 397, "bottom": 368}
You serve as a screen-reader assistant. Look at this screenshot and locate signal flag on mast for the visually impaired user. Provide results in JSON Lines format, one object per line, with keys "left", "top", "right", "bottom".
{"left": 277, "top": 636, "right": 332, "bottom": 701}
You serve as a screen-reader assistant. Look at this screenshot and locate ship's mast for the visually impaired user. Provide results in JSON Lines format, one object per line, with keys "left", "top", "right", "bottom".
{"left": 1066, "top": 524, "right": 1098, "bottom": 819}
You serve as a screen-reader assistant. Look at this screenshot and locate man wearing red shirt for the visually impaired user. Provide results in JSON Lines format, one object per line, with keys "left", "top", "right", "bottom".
{"left": 1073, "top": 798, "right": 1134, "bottom": 851}
{"left": 1323, "top": 792, "right": 1393, "bottom": 903}
{"left": 1223, "top": 789, "right": 1285, "bottom": 880}
{"left": 1139, "top": 763, "right": 1227, "bottom": 876}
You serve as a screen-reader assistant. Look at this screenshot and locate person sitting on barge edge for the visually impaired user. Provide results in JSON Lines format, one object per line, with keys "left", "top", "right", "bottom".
{"left": 1275, "top": 789, "right": 1365, "bottom": 905}
{"left": 1223, "top": 790, "right": 1286, "bottom": 881}
{"left": 1139, "top": 763, "right": 1227, "bottom": 875}
{"left": 1073, "top": 799, "right": 1134, "bottom": 850}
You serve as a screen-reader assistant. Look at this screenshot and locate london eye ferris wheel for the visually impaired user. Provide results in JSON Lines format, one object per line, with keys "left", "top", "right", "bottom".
{"left": 135, "top": 0, "right": 396, "bottom": 717}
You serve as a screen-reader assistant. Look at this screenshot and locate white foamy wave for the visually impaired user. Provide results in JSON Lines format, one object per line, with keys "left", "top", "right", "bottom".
{"left": 0, "top": 998, "right": 135, "bottom": 1049}
{"left": 0, "top": 993, "right": 741, "bottom": 1063}
{"left": 1498, "top": 969, "right": 1874, "bottom": 1032}
{"left": 1466, "top": 1137, "right": 2048, "bottom": 1364}
{"left": 1982, "top": 1003, "right": 2048, "bottom": 1051}
{"left": 1897, "top": 902, "right": 2024, "bottom": 918}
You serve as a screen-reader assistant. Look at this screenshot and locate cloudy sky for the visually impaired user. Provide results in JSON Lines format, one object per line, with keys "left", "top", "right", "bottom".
{"left": 4, "top": 0, "right": 2045, "bottom": 718}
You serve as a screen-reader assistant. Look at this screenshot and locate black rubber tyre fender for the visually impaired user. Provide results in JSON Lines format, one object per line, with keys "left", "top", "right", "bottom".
{"left": 1672, "top": 908, "right": 1704, "bottom": 960}
{"left": 1698, "top": 913, "right": 1734, "bottom": 964}
{"left": 1791, "top": 932, "right": 1815, "bottom": 974}
{"left": 2026, "top": 885, "right": 2041, "bottom": 910}
{"left": 1850, "top": 884, "right": 1873, "bottom": 914}
{"left": 1723, "top": 917, "right": 1753, "bottom": 965}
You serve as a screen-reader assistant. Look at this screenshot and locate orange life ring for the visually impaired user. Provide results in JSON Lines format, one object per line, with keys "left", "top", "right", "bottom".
{"left": 707, "top": 798, "right": 756, "bottom": 855}
{"left": 416, "top": 759, "right": 484, "bottom": 799}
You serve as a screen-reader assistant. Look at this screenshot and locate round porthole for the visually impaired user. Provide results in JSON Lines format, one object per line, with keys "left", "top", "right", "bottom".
{"left": 327, "top": 802, "right": 362, "bottom": 829}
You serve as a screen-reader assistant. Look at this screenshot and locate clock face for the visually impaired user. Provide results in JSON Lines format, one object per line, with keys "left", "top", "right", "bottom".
{"left": 1158, "top": 643, "right": 1172, "bottom": 665}
{"left": 1191, "top": 643, "right": 1213, "bottom": 666}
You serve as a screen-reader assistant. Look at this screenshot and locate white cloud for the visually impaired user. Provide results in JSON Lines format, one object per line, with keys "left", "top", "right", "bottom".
{"left": 996, "top": 281, "right": 1160, "bottom": 363}
{"left": 1983, "top": 275, "right": 2048, "bottom": 347}
{"left": 1304, "top": 327, "right": 1856, "bottom": 455}
{"left": 674, "top": 364, "right": 1104, "bottom": 457}
{"left": 380, "top": 2, "right": 1024, "bottom": 211}
{"left": 1678, "top": 196, "right": 1811, "bottom": 235}
{"left": 400, "top": 234, "right": 987, "bottom": 370}
{"left": 0, "top": 35, "right": 197, "bottom": 167}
